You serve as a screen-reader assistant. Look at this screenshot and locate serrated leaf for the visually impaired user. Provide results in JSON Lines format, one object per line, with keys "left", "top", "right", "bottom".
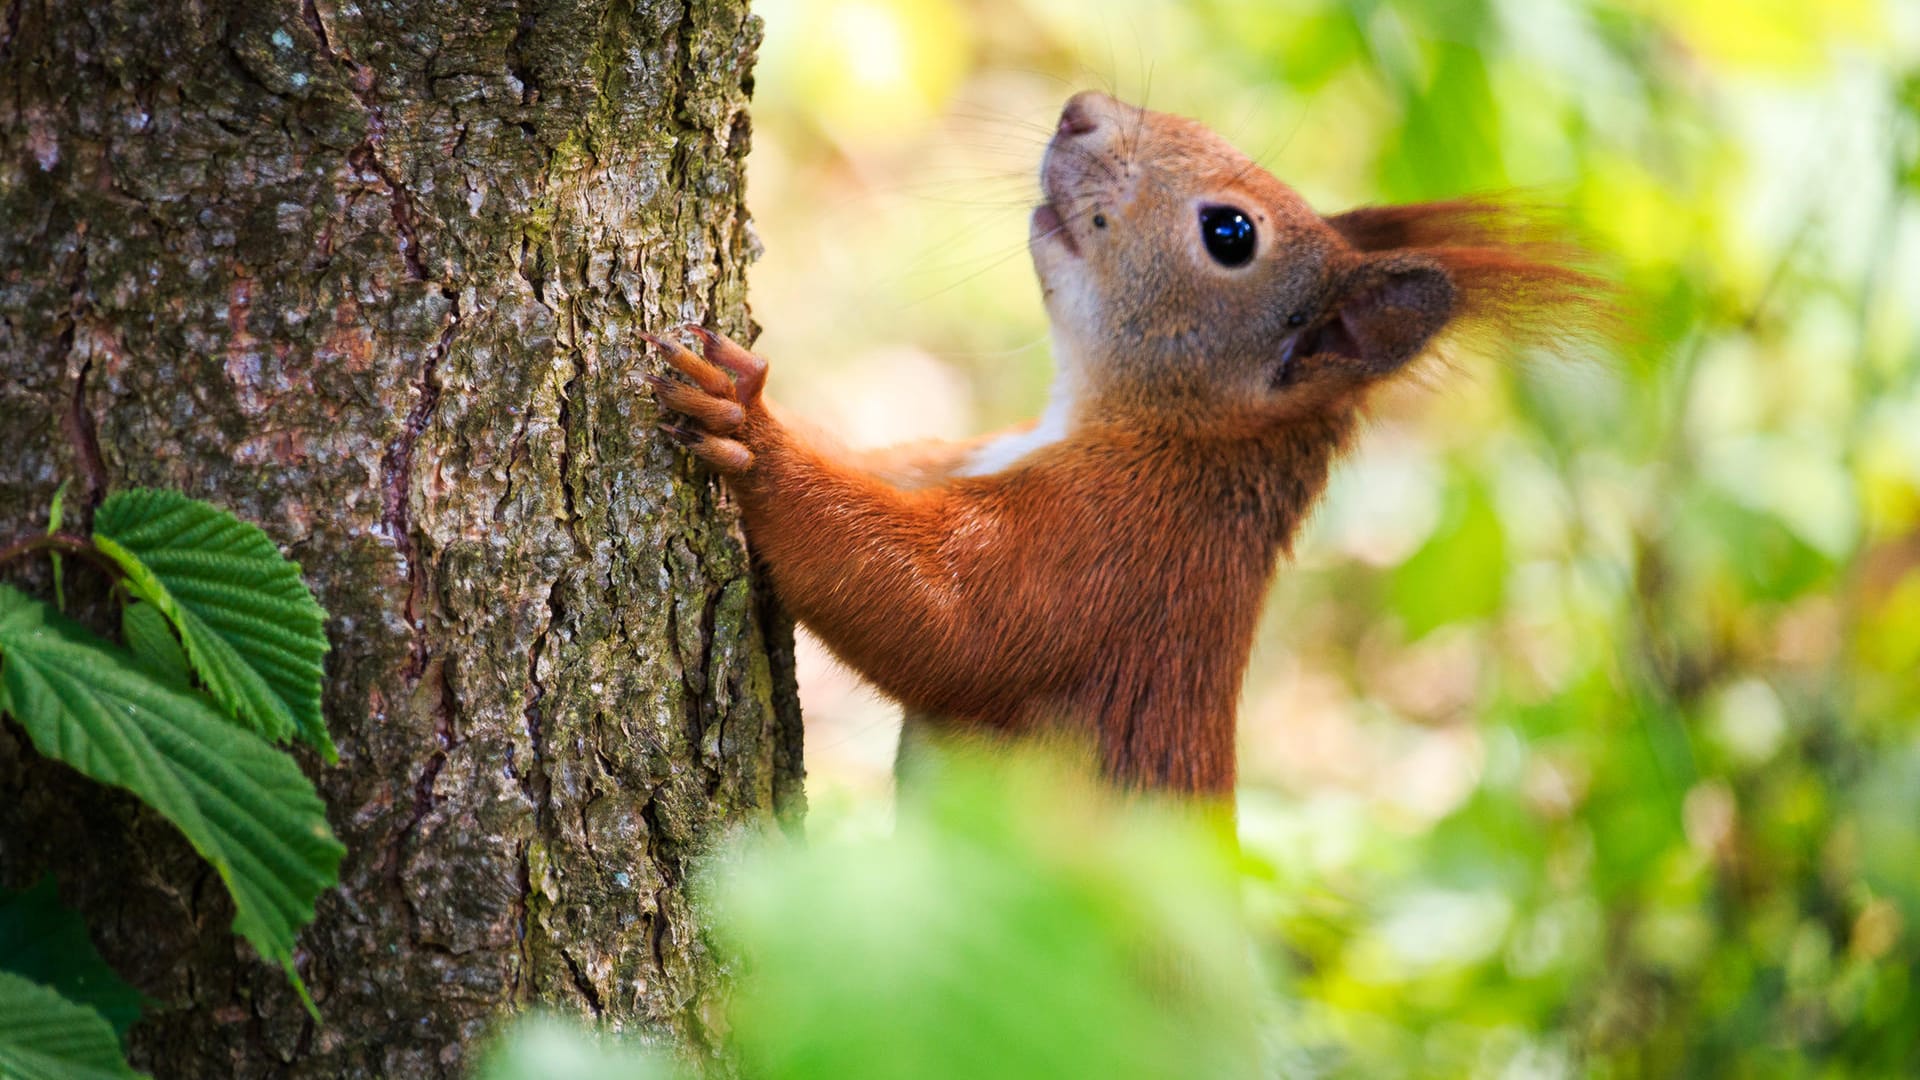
{"left": 0, "top": 971, "right": 146, "bottom": 1080}
{"left": 121, "top": 602, "right": 190, "bottom": 689}
{"left": 92, "top": 489, "right": 335, "bottom": 762}
{"left": 0, "top": 877, "right": 148, "bottom": 1039}
{"left": 0, "top": 586, "right": 344, "bottom": 1014}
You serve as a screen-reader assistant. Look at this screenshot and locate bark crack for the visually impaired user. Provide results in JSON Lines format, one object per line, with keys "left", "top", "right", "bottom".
{"left": 699, "top": 581, "right": 728, "bottom": 793}
{"left": 382, "top": 294, "right": 459, "bottom": 681}
{"left": 299, "top": 0, "right": 335, "bottom": 63}
{"left": 516, "top": 232, "right": 551, "bottom": 311}
{"left": 516, "top": 578, "right": 560, "bottom": 820}
{"left": 663, "top": 544, "right": 724, "bottom": 789}
{"left": 303, "top": 0, "right": 429, "bottom": 281}
{"left": 667, "top": 0, "right": 699, "bottom": 132}
{"left": 55, "top": 239, "right": 107, "bottom": 511}
{"left": 350, "top": 139, "right": 430, "bottom": 282}
{"left": 639, "top": 794, "right": 681, "bottom": 1022}
{"left": 554, "top": 341, "right": 591, "bottom": 556}
{"left": 666, "top": 3, "right": 748, "bottom": 328}
{"left": 392, "top": 659, "right": 454, "bottom": 938}
{"left": 493, "top": 412, "right": 532, "bottom": 523}
{"left": 63, "top": 357, "right": 108, "bottom": 513}
{"left": 560, "top": 947, "right": 604, "bottom": 1017}
{"left": 505, "top": 1, "right": 540, "bottom": 107}
{"left": 511, "top": 848, "right": 534, "bottom": 1002}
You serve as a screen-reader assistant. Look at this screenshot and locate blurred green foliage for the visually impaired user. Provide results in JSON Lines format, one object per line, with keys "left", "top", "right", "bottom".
{"left": 647, "top": 0, "right": 1920, "bottom": 1075}
{"left": 715, "top": 752, "right": 1261, "bottom": 1079}
{"left": 482, "top": 749, "right": 1263, "bottom": 1079}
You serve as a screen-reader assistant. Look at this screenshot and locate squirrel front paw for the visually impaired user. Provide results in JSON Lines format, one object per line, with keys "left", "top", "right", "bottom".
{"left": 643, "top": 325, "right": 770, "bottom": 474}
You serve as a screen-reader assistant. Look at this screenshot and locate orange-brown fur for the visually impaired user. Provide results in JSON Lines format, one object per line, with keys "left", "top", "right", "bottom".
{"left": 648, "top": 93, "right": 1598, "bottom": 800}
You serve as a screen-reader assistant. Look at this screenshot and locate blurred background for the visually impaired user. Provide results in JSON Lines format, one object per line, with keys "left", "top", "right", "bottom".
{"left": 740, "top": 0, "right": 1920, "bottom": 1073}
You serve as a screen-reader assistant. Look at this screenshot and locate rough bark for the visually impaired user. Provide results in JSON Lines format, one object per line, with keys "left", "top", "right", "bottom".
{"left": 0, "top": 0, "right": 801, "bottom": 1075}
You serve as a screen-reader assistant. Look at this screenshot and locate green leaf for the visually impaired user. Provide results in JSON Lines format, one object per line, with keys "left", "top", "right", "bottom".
{"left": 0, "top": 585, "right": 344, "bottom": 1014}
{"left": 0, "top": 971, "right": 146, "bottom": 1080}
{"left": 120, "top": 602, "right": 191, "bottom": 688}
{"left": 0, "top": 877, "right": 147, "bottom": 1039}
{"left": 92, "top": 489, "right": 335, "bottom": 762}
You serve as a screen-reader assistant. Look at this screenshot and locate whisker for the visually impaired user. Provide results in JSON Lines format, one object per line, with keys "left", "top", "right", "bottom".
{"left": 923, "top": 326, "right": 1054, "bottom": 363}
{"left": 903, "top": 204, "right": 1101, "bottom": 306}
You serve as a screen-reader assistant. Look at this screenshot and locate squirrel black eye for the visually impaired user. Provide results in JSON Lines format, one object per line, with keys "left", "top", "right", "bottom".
{"left": 1199, "top": 206, "right": 1256, "bottom": 267}
{"left": 1287, "top": 312, "right": 1306, "bottom": 327}
{"left": 1092, "top": 213, "right": 1107, "bottom": 228}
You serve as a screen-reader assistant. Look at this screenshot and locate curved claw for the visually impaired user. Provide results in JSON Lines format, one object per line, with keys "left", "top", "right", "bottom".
{"left": 646, "top": 372, "right": 746, "bottom": 433}
{"left": 681, "top": 324, "right": 768, "bottom": 404}
{"left": 642, "top": 331, "right": 736, "bottom": 399}
{"left": 658, "top": 423, "right": 755, "bottom": 472}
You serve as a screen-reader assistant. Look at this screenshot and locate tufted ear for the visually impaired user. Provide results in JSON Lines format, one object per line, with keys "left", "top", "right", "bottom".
{"left": 1291, "top": 254, "right": 1455, "bottom": 377}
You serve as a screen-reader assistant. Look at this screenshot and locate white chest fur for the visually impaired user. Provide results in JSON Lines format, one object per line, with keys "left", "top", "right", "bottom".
{"left": 955, "top": 392, "right": 1075, "bottom": 477}
{"left": 954, "top": 338, "right": 1084, "bottom": 478}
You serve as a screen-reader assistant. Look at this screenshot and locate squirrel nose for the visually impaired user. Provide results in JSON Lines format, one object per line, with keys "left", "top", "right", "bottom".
{"left": 1058, "top": 92, "right": 1104, "bottom": 137}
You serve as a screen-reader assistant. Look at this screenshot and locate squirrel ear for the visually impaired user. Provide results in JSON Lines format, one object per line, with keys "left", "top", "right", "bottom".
{"left": 1296, "top": 254, "right": 1454, "bottom": 375}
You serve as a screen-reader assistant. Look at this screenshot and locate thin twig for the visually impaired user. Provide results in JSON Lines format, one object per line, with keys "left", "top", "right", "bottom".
{"left": 0, "top": 531, "right": 123, "bottom": 584}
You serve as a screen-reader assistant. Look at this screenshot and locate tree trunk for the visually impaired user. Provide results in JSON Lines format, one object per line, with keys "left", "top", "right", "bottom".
{"left": 0, "top": 0, "right": 800, "bottom": 1075}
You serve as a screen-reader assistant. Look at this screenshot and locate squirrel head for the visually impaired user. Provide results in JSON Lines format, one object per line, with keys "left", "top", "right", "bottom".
{"left": 1030, "top": 91, "right": 1598, "bottom": 428}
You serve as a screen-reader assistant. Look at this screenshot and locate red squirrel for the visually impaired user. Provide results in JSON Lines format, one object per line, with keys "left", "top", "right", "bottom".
{"left": 646, "top": 91, "right": 1596, "bottom": 799}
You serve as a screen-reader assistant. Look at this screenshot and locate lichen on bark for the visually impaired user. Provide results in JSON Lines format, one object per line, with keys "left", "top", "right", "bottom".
{"left": 0, "top": 0, "right": 800, "bottom": 1075}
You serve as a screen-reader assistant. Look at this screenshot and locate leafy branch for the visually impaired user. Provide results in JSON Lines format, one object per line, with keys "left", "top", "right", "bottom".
{"left": 0, "top": 487, "right": 346, "bottom": 1077}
